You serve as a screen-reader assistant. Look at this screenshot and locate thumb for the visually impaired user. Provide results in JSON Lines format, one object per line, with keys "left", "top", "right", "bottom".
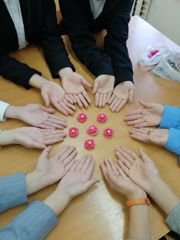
{"left": 40, "top": 146, "right": 52, "bottom": 158}
{"left": 83, "top": 178, "right": 100, "bottom": 191}
{"left": 139, "top": 101, "right": 153, "bottom": 109}
{"left": 81, "top": 78, "right": 92, "bottom": 89}
{"left": 41, "top": 91, "right": 50, "bottom": 107}
{"left": 40, "top": 105, "right": 54, "bottom": 113}
{"left": 128, "top": 87, "right": 134, "bottom": 102}
{"left": 139, "top": 148, "right": 151, "bottom": 163}
{"left": 32, "top": 141, "right": 47, "bottom": 149}
{"left": 93, "top": 81, "right": 99, "bottom": 94}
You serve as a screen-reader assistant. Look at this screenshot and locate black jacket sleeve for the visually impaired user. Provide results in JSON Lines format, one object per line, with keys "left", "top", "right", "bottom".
{"left": 104, "top": 0, "right": 134, "bottom": 86}
{"left": 0, "top": 48, "right": 40, "bottom": 89}
{"left": 40, "top": 0, "right": 75, "bottom": 78}
{"left": 59, "top": 0, "right": 114, "bottom": 78}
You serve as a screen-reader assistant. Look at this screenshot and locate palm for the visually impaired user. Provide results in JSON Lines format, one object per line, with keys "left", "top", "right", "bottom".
{"left": 147, "top": 128, "right": 169, "bottom": 145}
{"left": 143, "top": 110, "right": 162, "bottom": 126}
{"left": 16, "top": 127, "right": 45, "bottom": 147}
{"left": 37, "top": 156, "right": 65, "bottom": 184}
{"left": 62, "top": 74, "right": 85, "bottom": 94}
{"left": 35, "top": 146, "right": 77, "bottom": 186}
{"left": 113, "top": 175, "right": 140, "bottom": 196}
{"left": 21, "top": 105, "right": 50, "bottom": 126}
{"left": 14, "top": 127, "right": 66, "bottom": 148}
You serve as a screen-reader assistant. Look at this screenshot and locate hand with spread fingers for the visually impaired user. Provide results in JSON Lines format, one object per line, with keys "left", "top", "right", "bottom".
{"left": 0, "top": 127, "right": 66, "bottom": 149}
{"left": 29, "top": 74, "right": 76, "bottom": 116}
{"left": 5, "top": 104, "right": 67, "bottom": 129}
{"left": 44, "top": 156, "right": 99, "bottom": 215}
{"left": 41, "top": 80, "right": 76, "bottom": 116}
{"left": 101, "top": 157, "right": 146, "bottom": 199}
{"left": 124, "top": 101, "right": 164, "bottom": 127}
{"left": 26, "top": 146, "right": 77, "bottom": 194}
{"left": 93, "top": 74, "right": 115, "bottom": 108}
{"left": 109, "top": 81, "right": 134, "bottom": 112}
{"left": 60, "top": 68, "right": 92, "bottom": 108}
{"left": 129, "top": 127, "right": 169, "bottom": 146}
{"left": 115, "top": 147, "right": 160, "bottom": 192}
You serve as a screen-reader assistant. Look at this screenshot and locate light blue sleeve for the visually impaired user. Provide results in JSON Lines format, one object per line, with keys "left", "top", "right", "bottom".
{"left": 164, "top": 128, "right": 180, "bottom": 161}
{"left": 160, "top": 105, "right": 180, "bottom": 129}
{"left": 165, "top": 203, "right": 180, "bottom": 235}
{"left": 0, "top": 173, "right": 28, "bottom": 213}
{"left": 0, "top": 201, "right": 58, "bottom": 240}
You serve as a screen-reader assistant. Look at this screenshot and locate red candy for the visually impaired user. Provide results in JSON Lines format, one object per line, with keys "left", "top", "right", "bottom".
{"left": 97, "top": 113, "right": 107, "bottom": 123}
{"left": 87, "top": 125, "right": 98, "bottom": 136}
{"left": 68, "top": 127, "right": 79, "bottom": 138}
{"left": 77, "top": 113, "right": 87, "bottom": 123}
{"left": 84, "top": 139, "right": 95, "bottom": 150}
{"left": 104, "top": 128, "right": 113, "bottom": 138}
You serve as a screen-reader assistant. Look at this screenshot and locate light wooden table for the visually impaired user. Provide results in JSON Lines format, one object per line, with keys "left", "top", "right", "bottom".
{"left": 0, "top": 16, "right": 180, "bottom": 240}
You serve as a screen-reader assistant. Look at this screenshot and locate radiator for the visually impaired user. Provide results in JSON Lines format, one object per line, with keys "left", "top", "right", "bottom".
{"left": 131, "top": 0, "right": 152, "bottom": 19}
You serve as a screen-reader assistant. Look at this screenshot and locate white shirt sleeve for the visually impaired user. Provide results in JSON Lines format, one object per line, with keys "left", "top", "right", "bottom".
{"left": 0, "top": 101, "right": 10, "bottom": 121}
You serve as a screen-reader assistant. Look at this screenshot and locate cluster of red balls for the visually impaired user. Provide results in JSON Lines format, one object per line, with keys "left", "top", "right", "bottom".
{"left": 68, "top": 113, "right": 113, "bottom": 150}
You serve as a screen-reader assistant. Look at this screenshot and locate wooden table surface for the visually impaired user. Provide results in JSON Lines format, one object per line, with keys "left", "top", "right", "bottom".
{"left": 0, "top": 16, "right": 180, "bottom": 240}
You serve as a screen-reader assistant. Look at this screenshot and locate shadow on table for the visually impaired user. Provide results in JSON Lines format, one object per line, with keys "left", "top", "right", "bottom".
{"left": 159, "top": 231, "right": 180, "bottom": 240}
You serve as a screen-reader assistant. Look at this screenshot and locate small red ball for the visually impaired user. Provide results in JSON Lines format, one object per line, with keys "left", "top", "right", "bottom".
{"left": 104, "top": 128, "right": 113, "bottom": 138}
{"left": 87, "top": 125, "right": 98, "bottom": 136}
{"left": 68, "top": 127, "right": 79, "bottom": 138}
{"left": 97, "top": 113, "right": 107, "bottom": 123}
{"left": 84, "top": 139, "right": 95, "bottom": 150}
{"left": 77, "top": 113, "right": 87, "bottom": 123}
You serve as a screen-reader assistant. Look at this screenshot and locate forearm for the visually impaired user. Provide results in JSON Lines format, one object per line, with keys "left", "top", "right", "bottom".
{"left": 0, "top": 130, "right": 17, "bottom": 146}
{"left": 0, "top": 49, "right": 40, "bottom": 89}
{"left": 0, "top": 201, "right": 58, "bottom": 240}
{"left": 0, "top": 174, "right": 28, "bottom": 213}
{"left": 104, "top": 35, "right": 133, "bottom": 85}
{"left": 44, "top": 190, "right": 71, "bottom": 216}
{"left": 29, "top": 74, "right": 48, "bottom": 90}
{"left": 128, "top": 205, "right": 150, "bottom": 240}
{"left": 160, "top": 105, "right": 180, "bottom": 129}
{"left": 148, "top": 177, "right": 180, "bottom": 215}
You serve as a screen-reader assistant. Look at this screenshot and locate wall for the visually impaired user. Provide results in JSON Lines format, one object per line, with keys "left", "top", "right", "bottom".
{"left": 147, "top": 0, "right": 180, "bottom": 45}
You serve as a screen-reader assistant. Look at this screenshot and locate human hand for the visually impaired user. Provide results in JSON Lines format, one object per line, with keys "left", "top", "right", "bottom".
{"left": 41, "top": 80, "right": 76, "bottom": 116}
{"left": 124, "top": 101, "right": 164, "bottom": 127}
{"left": 26, "top": 146, "right": 77, "bottom": 194}
{"left": 44, "top": 156, "right": 99, "bottom": 215}
{"left": 29, "top": 74, "right": 76, "bottom": 115}
{"left": 93, "top": 75, "right": 115, "bottom": 107}
{"left": 109, "top": 81, "right": 134, "bottom": 112}
{"left": 12, "top": 127, "right": 66, "bottom": 149}
{"left": 101, "top": 157, "right": 146, "bottom": 200}
{"left": 60, "top": 68, "right": 91, "bottom": 108}
{"left": 129, "top": 127, "right": 169, "bottom": 146}
{"left": 57, "top": 155, "right": 99, "bottom": 199}
{"left": 116, "top": 147, "right": 160, "bottom": 193}
{"left": 6, "top": 104, "right": 67, "bottom": 129}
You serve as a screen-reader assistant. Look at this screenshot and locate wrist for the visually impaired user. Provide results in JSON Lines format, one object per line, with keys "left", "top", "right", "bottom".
{"left": 147, "top": 176, "right": 164, "bottom": 195}
{"left": 26, "top": 170, "right": 49, "bottom": 195}
{"left": 126, "top": 189, "right": 147, "bottom": 200}
{"left": 5, "top": 105, "right": 23, "bottom": 120}
{"left": 29, "top": 74, "right": 49, "bottom": 90}
{"left": 0, "top": 129, "right": 18, "bottom": 145}
{"left": 59, "top": 67, "right": 73, "bottom": 79}
{"left": 44, "top": 190, "right": 71, "bottom": 216}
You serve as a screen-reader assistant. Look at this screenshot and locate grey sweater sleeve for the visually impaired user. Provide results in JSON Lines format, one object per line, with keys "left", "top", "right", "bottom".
{"left": 0, "top": 201, "right": 58, "bottom": 240}
{"left": 165, "top": 202, "right": 180, "bottom": 235}
{"left": 0, "top": 173, "right": 28, "bottom": 213}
